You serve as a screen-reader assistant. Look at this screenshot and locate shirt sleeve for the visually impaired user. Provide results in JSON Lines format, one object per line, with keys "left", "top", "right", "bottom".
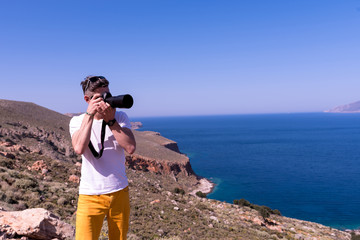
{"left": 69, "top": 115, "right": 83, "bottom": 137}
{"left": 116, "top": 111, "right": 132, "bottom": 129}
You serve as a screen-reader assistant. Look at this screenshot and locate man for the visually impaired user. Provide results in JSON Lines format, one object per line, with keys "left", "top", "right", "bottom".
{"left": 69, "top": 75, "right": 136, "bottom": 240}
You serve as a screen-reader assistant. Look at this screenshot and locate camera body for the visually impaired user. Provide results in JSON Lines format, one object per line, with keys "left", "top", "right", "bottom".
{"left": 102, "top": 92, "right": 134, "bottom": 109}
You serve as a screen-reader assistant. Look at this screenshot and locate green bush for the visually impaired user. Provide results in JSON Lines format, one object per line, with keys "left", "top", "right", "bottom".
{"left": 174, "top": 187, "right": 185, "bottom": 195}
{"left": 195, "top": 203, "right": 210, "bottom": 211}
{"left": 14, "top": 179, "right": 38, "bottom": 189}
{"left": 233, "top": 198, "right": 251, "bottom": 207}
{"left": 0, "top": 172, "right": 15, "bottom": 185}
{"left": 14, "top": 202, "right": 28, "bottom": 211}
{"left": 5, "top": 191, "right": 18, "bottom": 204}
{"left": 0, "top": 191, "right": 6, "bottom": 201}
{"left": 351, "top": 233, "right": 360, "bottom": 240}
{"left": 272, "top": 209, "right": 281, "bottom": 216}
{"left": 57, "top": 197, "right": 68, "bottom": 206}
{"left": 26, "top": 194, "right": 41, "bottom": 207}
{"left": 233, "top": 198, "right": 281, "bottom": 217}
{"left": 259, "top": 207, "right": 270, "bottom": 219}
{"left": 41, "top": 201, "right": 57, "bottom": 211}
{"left": 0, "top": 158, "right": 14, "bottom": 169}
{"left": 196, "top": 191, "right": 207, "bottom": 198}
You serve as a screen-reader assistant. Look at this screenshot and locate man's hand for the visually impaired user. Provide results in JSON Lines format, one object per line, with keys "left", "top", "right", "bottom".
{"left": 86, "top": 93, "right": 103, "bottom": 116}
{"left": 98, "top": 101, "right": 116, "bottom": 122}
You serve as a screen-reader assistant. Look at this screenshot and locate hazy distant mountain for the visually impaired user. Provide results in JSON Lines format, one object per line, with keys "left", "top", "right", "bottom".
{"left": 325, "top": 100, "right": 360, "bottom": 113}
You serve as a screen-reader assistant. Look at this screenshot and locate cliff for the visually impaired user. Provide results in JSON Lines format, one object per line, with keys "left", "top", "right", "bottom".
{"left": 127, "top": 131, "right": 195, "bottom": 177}
{"left": 325, "top": 100, "right": 360, "bottom": 113}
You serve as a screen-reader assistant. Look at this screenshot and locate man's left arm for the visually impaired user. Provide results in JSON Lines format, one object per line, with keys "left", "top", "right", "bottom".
{"left": 109, "top": 122, "right": 136, "bottom": 154}
{"left": 98, "top": 101, "right": 136, "bottom": 154}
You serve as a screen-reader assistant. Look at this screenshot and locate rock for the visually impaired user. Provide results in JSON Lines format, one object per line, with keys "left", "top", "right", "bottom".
{"left": 68, "top": 174, "right": 80, "bottom": 184}
{"left": 150, "top": 199, "right": 160, "bottom": 204}
{"left": 210, "top": 216, "right": 219, "bottom": 222}
{"left": 41, "top": 168, "right": 48, "bottom": 175}
{"left": 131, "top": 122, "right": 143, "bottom": 130}
{"left": 30, "top": 160, "right": 48, "bottom": 173}
{"left": 0, "top": 208, "right": 75, "bottom": 239}
{"left": 252, "top": 216, "right": 264, "bottom": 226}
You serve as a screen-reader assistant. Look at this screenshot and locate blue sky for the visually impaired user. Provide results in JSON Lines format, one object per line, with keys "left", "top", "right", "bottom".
{"left": 1, "top": 1, "right": 360, "bottom": 117}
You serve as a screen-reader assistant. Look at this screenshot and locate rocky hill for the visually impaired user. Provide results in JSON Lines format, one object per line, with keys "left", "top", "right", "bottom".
{"left": 0, "top": 99, "right": 357, "bottom": 239}
{"left": 325, "top": 100, "right": 360, "bottom": 113}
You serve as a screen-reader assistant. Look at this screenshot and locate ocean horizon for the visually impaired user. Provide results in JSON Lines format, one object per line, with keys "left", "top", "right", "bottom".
{"left": 133, "top": 112, "right": 360, "bottom": 230}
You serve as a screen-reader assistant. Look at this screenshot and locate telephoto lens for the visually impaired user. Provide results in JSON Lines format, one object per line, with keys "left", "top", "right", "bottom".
{"left": 102, "top": 92, "right": 134, "bottom": 109}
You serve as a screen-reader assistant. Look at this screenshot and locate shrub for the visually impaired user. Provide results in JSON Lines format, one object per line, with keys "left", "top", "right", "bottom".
{"left": 0, "top": 172, "right": 14, "bottom": 185}
{"left": 259, "top": 207, "right": 270, "bottom": 219}
{"left": 233, "top": 198, "right": 282, "bottom": 217}
{"left": 196, "top": 191, "right": 207, "bottom": 198}
{"left": 174, "top": 187, "right": 185, "bottom": 195}
{"left": 233, "top": 198, "right": 251, "bottom": 207}
{"left": 14, "top": 202, "right": 28, "bottom": 211}
{"left": 0, "top": 191, "right": 6, "bottom": 201}
{"left": 0, "top": 158, "right": 14, "bottom": 169}
{"left": 26, "top": 193, "right": 41, "bottom": 207}
{"left": 351, "top": 233, "right": 360, "bottom": 240}
{"left": 41, "top": 201, "right": 56, "bottom": 211}
{"left": 14, "top": 179, "right": 38, "bottom": 189}
{"left": 5, "top": 191, "right": 18, "bottom": 204}
{"left": 195, "top": 203, "right": 210, "bottom": 211}
{"left": 272, "top": 209, "right": 281, "bottom": 216}
{"left": 57, "top": 197, "right": 68, "bottom": 206}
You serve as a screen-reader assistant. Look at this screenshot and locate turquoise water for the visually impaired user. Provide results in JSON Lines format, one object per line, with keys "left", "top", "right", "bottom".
{"left": 133, "top": 113, "right": 360, "bottom": 230}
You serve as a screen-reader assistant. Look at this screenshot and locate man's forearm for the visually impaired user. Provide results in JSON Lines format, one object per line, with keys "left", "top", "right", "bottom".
{"left": 72, "top": 115, "right": 94, "bottom": 155}
{"left": 109, "top": 122, "right": 136, "bottom": 154}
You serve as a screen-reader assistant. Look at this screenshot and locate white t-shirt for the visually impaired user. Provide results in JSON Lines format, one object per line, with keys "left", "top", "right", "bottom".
{"left": 69, "top": 111, "right": 131, "bottom": 195}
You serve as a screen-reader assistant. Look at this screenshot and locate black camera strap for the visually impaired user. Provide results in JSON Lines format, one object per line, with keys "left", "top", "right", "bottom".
{"left": 88, "top": 120, "right": 106, "bottom": 159}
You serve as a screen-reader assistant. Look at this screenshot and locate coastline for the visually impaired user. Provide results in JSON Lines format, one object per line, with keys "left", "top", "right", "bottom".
{"left": 131, "top": 121, "right": 215, "bottom": 197}
{"left": 191, "top": 177, "right": 215, "bottom": 196}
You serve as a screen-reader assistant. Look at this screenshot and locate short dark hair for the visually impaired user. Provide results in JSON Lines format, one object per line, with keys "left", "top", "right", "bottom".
{"left": 80, "top": 75, "right": 109, "bottom": 95}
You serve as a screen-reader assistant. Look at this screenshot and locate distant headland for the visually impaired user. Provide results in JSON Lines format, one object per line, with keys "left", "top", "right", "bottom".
{"left": 325, "top": 100, "right": 360, "bottom": 113}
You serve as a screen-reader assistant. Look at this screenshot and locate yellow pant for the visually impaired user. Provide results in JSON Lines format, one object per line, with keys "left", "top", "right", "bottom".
{"left": 75, "top": 187, "right": 130, "bottom": 240}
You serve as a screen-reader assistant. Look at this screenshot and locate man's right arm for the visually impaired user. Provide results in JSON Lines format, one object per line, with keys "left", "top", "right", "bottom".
{"left": 71, "top": 94, "right": 102, "bottom": 155}
{"left": 71, "top": 114, "right": 94, "bottom": 155}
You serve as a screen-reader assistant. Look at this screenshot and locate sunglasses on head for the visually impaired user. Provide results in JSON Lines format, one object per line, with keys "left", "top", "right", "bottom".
{"left": 85, "top": 76, "right": 106, "bottom": 92}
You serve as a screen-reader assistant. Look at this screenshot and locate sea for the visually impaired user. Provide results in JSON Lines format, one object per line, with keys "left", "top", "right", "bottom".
{"left": 132, "top": 113, "right": 360, "bottom": 230}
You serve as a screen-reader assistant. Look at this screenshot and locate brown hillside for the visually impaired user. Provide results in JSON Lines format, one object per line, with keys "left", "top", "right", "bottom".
{"left": 0, "top": 99, "right": 75, "bottom": 161}
{"left": 0, "top": 99, "right": 71, "bottom": 132}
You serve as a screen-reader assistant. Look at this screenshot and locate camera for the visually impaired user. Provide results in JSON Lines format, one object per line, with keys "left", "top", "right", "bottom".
{"left": 102, "top": 92, "right": 134, "bottom": 109}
